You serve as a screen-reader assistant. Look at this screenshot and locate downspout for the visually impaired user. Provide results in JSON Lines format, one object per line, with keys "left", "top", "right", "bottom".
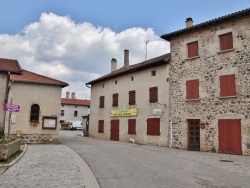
{"left": 170, "top": 119, "right": 173, "bottom": 148}
{"left": 85, "top": 83, "right": 91, "bottom": 89}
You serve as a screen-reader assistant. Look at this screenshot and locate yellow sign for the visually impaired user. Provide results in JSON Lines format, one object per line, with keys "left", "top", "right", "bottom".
{"left": 16, "top": 130, "right": 21, "bottom": 137}
{"left": 110, "top": 108, "right": 137, "bottom": 117}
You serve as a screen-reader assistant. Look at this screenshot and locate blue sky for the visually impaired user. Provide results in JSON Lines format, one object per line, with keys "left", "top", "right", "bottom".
{"left": 0, "top": 1, "right": 249, "bottom": 99}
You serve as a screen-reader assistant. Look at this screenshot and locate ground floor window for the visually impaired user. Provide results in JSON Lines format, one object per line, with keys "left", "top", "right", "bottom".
{"left": 147, "top": 118, "right": 160, "bottom": 136}
{"left": 128, "top": 119, "right": 136, "bottom": 135}
{"left": 98, "top": 120, "right": 104, "bottom": 133}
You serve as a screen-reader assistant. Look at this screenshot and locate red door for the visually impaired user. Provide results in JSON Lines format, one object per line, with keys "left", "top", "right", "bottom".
{"left": 218, "top": 119, "right": 242, "bottom": 155}
{"left": 110, "top": 120, "right": 119, "bottom": 141}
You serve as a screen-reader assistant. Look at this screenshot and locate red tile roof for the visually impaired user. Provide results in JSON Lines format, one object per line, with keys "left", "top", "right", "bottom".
{"left": 0, "top": 58, "right": 22, "bottom": 74}
{"left": 86, "top": 53, "right": 170, "bottom": 85}
{"left": 10, "top": 69, "right": 69, "bottom": 87}
{"left": 61, "top": 98, "right": 90, "bottom": 106}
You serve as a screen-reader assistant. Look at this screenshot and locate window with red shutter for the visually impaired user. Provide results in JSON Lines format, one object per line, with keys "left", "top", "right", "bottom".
{"left": 220, "top": 74, "right": 236, "bottom": 97}
{"left": 98, "top": 120, "right": 104, "bottom": 133}
{"left": 147, "top": 118, "right": 160, "bottom": 136}
{"left": 129, "top": 90, "right": 136, "bottom": 105}
{"left": 187, "top": 41, "right": 198, "bottom": 58}
{"left": 128, "top": 119, "right": 136, "bottom": 134}
{"left": 219, "top": 32, "right": 233, "bottom": 51}
{"left": 149, "top": 87, "right": 158, "bottom": 103}
{"left": 112, "top": 93, "right": 118, "bottom": 107}
{"left": 99, "top": 96, "right": 104, "bottom": 108}
{"left": 186, "top": 79, "right": 199, "bottom": 99}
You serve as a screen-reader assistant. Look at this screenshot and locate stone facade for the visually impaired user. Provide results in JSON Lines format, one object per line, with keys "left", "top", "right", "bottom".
{"left": 20, "top": 134, "right": 58, "bottom": 144}
{"left": 164, "top": 11, "right": 250, "bottom": 155}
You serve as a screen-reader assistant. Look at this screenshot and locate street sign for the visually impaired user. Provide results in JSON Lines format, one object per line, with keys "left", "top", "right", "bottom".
{"left": 3, "top": 103, "right": 21, "bottom": 112}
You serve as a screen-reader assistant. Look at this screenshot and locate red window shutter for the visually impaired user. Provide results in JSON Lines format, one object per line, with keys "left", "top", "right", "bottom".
{"left": 147, "top": 118, "right": 160, "bottom": 136}
{"left": 128, "top": 119, "right": 136, "bottom": 134}
{"left": 99, "top": 96, "right": 104, "bottom": 108}
{"left": 220, "top": 32, "right": 233, "bottom": 51}
{"left": 98, "top": 120, "right": 104, "bottom": 133}
{"left": 186, "top": 79, "right": 199, "bottom": 99}
{"left": 149, "top": 87, "right": 158, "bottom": 103}
{"left": 220, "top": 74, "right": 236, "bottom": 97}
{"left": 129, "top": 90, "right": 136, "bottom": 105}
{"left": 113, "top": 93, "right": 118, "bottom": 107}
{"left": 187, "top": 41, "right": 198, "bottom": 58}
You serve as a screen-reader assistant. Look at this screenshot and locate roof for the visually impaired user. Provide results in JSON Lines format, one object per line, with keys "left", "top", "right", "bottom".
{"left": 10, "top": 69, "right": 69, "bottom": 87}
{"left": 0, "top": 58, "right": 22, "bottom": 74}
{"left": 161, "top": 7, "right": 250, "bottom": 41}
{"left": 86, "top": 53, "right": 170, "bottom": 85}
{"left": 61, "top": 98, "right": 90, "bottom": 106}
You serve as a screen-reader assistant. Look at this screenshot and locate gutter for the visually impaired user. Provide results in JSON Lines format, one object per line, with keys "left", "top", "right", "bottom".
{"left": 85, "top": 83, "right": 91, "bottom": 89}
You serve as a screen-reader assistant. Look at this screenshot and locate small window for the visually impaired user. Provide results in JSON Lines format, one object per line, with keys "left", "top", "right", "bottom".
{"left": 61, "top": 104, "right": 64, "bottom": 107}
{"left": 128, "top": 119, "right": 136, "bottom": 135}
{"left": 129, "top": 90, "right": 136, "bottom": 105}
{"left": 219, "top": 32, "right": 233, "bottom": 51}
{"left": 75, "top": 106, "right": 77, "bottom": 108}
{"left": 30, "top": 104, "right": 40, "bottom": 122}
{"left": 98, "top": 120, "right": 104, "bottom": 133}
{"left": 187, "top": 41, "right": 198, "bottom": 58}
{"left": 151, "top": 70, "right": 156, "bottom": 76}
{"left": 74, "top": 111, "right": 78, "bottom": 117}
{"left": 102, "top": 84, "right": 104, "bottom": 88}
{"left": 220, "top": 74, "right": 236, "bottom": 97}
{"left": 61, "top": 110, "right": 64, "bottom": 116}
{"left": 147, "top": 118, "right": 160, "bottom": 136}
{"left": 186, "top": 79, "right": 199, "bottom": 99}
{"left": 131, "top": 77, "right": 134, "bottom": 81}
{"left": 99, "top": 96, "right": 105, "bottom": 108}
{"left": 115, "top": 80, "right": 117, "bottom": 84}
{"left": 149, "top": 87, "right": 158, "bottom": 103}
{"left": 112, "top": 93, "right": 118, "bottom": 107}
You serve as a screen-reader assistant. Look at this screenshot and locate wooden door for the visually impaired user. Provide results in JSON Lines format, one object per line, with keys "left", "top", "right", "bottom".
{"left": 218, "top": 119, "right": 242, "bottom": 155}
{"left": 110, "top": 120, "right": 119, "bottom": 141}
{"left": 188, "top": 119, "right": 200, "bottom": 151}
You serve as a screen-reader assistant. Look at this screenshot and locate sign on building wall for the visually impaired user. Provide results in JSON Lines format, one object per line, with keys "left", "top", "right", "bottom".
{"left": 110, "top": 108, "right": 137, "bottom": 117}
{"left": 153, "top": 109, "right": 163, "bottom": 115}
{"left": 3, "top": 103, "right": 21, "bottom": 112}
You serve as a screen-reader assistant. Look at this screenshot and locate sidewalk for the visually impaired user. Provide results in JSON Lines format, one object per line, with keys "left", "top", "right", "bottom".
{"left": 0, "top": 144, "right": 99, "bottom": 188}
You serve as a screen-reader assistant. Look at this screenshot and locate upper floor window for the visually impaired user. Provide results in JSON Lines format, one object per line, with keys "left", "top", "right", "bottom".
{"left": 74, "top": 111, "right": 78, "bottom": 117}
{"left": 219, "top": 32, "right": 233, "bottom": 51}
{"left": 149, "top": 87, "right": 158, "bottom": 103}
{"left": 151, "top": 70, "right": 156, "bottom": 76}
{"left": 112, "top": 93, "right": 119, "bottom": 107}
{"left": 61, "top": 110, "right": 64, "bottom": 116}
{"left": 30, "top": 104, "right": 40, "bottom": 122}
{"left": 187, "top": 41, "right": 198, "bottom": 58}
{"left": 99, "top": 96, "right": 105, "bottom": 108}
{"left": 129, "top": 90, "right": 136, "bottom": 105}
{"left": 220, "top": 74, "right": 236, "bottom": 97}
{"left": 186, "top": 79, "right": 199, "bottom": 100}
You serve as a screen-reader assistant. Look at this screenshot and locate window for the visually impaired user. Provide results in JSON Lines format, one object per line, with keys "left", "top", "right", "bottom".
{"left": 128, "top": 119, "right": 136, "bottom": 135}
{"left": 219, "top": 32, "right": 233, "bottom": 51}
{"left": 61, "top": 110, "right": 64, "bottom": 116}
{"left": 75, "top": 106, "right": 77, "bottom": 108}
{"left": 147, "top": 118, "right": 160, "bottom": 136}
{"left": 115, "top": 80, "right": 117, "bottom": 84}
{"left": 149, "top": 87, "right": 158, "bottom": 103}
{"left": 220, "top": 74, "right": 236, "bottom": 97}
{"left": 131, "top": 77, "right": 134, "bottom": 81}
{"left": 186, "top": 79, "right": 199, "bottom": 99}
{"left": 102, "top": 84, "right": 104, "bottom": 88}
{"left": 98, "top": 120, "right": 104, "bottom": 133}
{"left": 74, "top": 111, "right": 78, "bottom": 117}
{"left": 129, "top": 90, "right": 136, "bottom": 105}
{"left": 187, "top": 41, "right": 198, "bottom": 58}
{"left": 151, "top": 70, "right": 156, "bottom": 76}
{"left": 112, "top": 93, "right": 118, "bottom": 107}
{"left": 99, "top": 96, "right": 105, "bottom": 108}
{"left": 30, "top": 104, "right": 40, "bottom": 122}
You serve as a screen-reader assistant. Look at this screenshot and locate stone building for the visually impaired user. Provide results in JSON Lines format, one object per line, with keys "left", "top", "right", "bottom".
{"left": 86, "top": 50, "right": 170, "bottom": 146}
{"left": 1, "top": 58, "right": 68, "bottom": 143}
{"left": 161, "top": 8, "right": 250, "bottom": 155}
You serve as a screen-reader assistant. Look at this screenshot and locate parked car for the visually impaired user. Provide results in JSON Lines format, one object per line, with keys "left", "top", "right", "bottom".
{"left": 68, "top": 121, "right": 83, "bottom": 130}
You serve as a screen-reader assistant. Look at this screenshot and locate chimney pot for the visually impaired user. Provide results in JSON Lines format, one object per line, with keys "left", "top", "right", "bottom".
{"left": 66, "top": 91, "right": 70, "bottom": 98}
{"left": 186, "top": 17, "right": 193, "bottom": 28}
{"left": 124, "top": 49, "right": 129, "bottom": 69}
{"left": 71, "top": 92, "right": 75, "bottom": 99}
{"left": 111, "top": 58, "right": 117, "bottom": 72}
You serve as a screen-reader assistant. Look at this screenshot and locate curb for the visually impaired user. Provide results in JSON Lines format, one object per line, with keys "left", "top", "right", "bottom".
{"left": 0, "top": 144, "right": 28, "bottom": 167}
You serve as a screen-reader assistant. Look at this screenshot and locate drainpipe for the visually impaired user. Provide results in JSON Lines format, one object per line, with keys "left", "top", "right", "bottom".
{"left": 170, "top": 119, "right": 173, "bottom": 148}
{"left": 3, "top": 72, "right": 10, "bottom": 134}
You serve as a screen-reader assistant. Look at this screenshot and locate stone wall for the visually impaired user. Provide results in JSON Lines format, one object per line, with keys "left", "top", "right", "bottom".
{"left": 169, "top": 14, "right": 250, "bottom": 155}
{"left": 17, "top": 134, "right": 58, "bottom": 144}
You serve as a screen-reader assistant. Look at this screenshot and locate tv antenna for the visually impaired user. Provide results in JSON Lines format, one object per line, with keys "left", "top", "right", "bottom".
{"left": 145, "top": 40, "right": 150, "bottom": 60}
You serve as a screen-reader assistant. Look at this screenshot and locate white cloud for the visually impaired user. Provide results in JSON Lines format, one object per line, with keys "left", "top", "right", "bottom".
{"left": 0, "top": 12, "right": 170, "bottom": 99}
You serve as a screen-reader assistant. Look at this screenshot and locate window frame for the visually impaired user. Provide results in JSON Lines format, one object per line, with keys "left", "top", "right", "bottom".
{"left": 74, "top": 111, "right": 78, "bottom": 117}
{"left": 128, "top": 90, "right": 136, "bottom": 105}
{"left": 149, "top": 87, "right": 158, "bottom": 103}
{"left": 98, "top": 120, "right": 104, "bottom": 133}
{"left": 30, "top": 104, "right": 40, "bottom": 122}
{"left": 219, "top": 74, "right": 236, "bottom": 97}
{"left": 187, "top": 41, "right": 199, "bottom": 58}
{"left": 147, "top": 118, "right": 160, "bottom": 136}
{"left": 99, "top": 96, "right": 105, "bottom": 108}
{"left": 186, "top": 79, "right": 199, "bottom": 100}
{"left": 61, "top": 110, "right": 64, "bottom": 116}
{"left": 112, "top": 93, "right": 119, "bottom": 107}
{"left": 128, "top": 119, "right": 136, "bottom": 135}
{"left": 219, "top": 32, "right": 233, "bottom": 51}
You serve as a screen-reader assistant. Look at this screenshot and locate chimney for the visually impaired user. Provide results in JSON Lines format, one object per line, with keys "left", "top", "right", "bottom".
{"left": 66, "top": 91, "right": 70, "bottom": 98}
{"left": 111, "top": 58, "right": 117, "bottom": 72}
{"left": 124, "top": 49, "right": 129, "bottom": 69}
{"left": 186, "top": 17, "right": 193, "bottom": 28}
{"left": 71, "top": 92, "right": 75, "bottom": 99}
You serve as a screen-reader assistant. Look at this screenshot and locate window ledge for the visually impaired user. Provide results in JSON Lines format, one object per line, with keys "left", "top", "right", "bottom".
{"left": 218, "top": 95, "right": 237, "bottom": 99}
{"left": 217, "top": 48, "right": 235, "bottom": 54}
{"left": 185, "top": 98, "right": 201, "bottom": 102}
{"left": 185, "top": 56, "right": 200, "bottom": 60}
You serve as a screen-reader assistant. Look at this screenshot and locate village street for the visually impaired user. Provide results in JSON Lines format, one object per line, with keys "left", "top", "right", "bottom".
{"left": 59, "top": 130, "right": 250, "bottom": 188}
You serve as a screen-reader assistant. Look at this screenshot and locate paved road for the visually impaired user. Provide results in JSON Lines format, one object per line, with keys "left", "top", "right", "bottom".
{"left": 59, "top": 130, "right": 250, "bottom": 188}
